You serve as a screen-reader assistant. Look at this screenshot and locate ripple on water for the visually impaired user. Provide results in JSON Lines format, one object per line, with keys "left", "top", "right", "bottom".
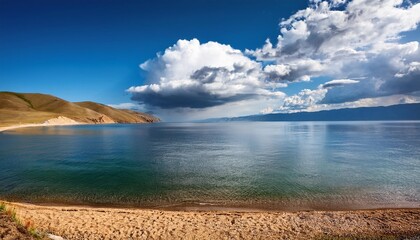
{"left": 0, "top": 122, "right": 419, "bottom": 210}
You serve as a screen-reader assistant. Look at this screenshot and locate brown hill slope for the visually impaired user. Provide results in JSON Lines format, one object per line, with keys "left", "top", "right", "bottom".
{"left": 0, "top": 92, "right": 159, "bottom": 127}
{"left": 75, "top": 101, "right": 158, "bottom": 123}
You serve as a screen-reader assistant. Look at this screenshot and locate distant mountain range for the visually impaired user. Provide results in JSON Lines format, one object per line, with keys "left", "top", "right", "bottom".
{"left": 0, "top": 92, "right": 159, "bottom": 127}
{"left": 205, "top": 103, "right": 420, "bottom": 122}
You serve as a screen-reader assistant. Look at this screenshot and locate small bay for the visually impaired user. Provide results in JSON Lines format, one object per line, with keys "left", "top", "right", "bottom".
{"left": 0, "top": 122, "right": 419, "bottom": 210}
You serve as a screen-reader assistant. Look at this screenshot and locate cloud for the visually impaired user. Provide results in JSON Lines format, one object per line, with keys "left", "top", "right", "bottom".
{"left": 263, "top": 59, "right": 324, "bottom": 82}
{"left": 275, "top": 90, "right": 420, "bottom": 113}
{"left": 128, "top": 39, "right": 284, "bottom": 109}
{"left": 250, "top": 0, "right": 420, "bottom": 105}
{"left": 276, "top": 78, "right": 359, "bottom": 112}
{"left": 252, "top": 0, "right": 420, "bottom": 61}
{"left": 280, "top": 88, "right": 327, "bottom": 111}
{"left": 276, "top": 75, "right": 416, "bottom": 112}
{"left": 381, "top": 61, "right": 420, "bottom": 94}
{"left": 107, "top": 102, "right": 141, "bottom": 110}
{"left": 321, "top": 79, "right": 359, "bottom": 88}
{"left": 128, "top": 0, "right": 420, "bottom": 119}
{"left": 260, "top": 106, "right": 274, "bottom": 114}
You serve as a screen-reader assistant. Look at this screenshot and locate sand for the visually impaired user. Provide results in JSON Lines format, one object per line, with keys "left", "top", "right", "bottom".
{"left": 2, "top": 202, "right": 418, "bottom": 240}
{"left": 0, "top": 116, "right": 82, "bottom": 132}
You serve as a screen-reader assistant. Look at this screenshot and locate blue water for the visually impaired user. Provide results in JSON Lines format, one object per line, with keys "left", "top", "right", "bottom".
{"left": 0, "top": 122, "right": 419, "bottom": 210}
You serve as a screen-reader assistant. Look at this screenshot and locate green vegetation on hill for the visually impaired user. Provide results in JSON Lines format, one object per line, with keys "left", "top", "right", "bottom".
{"left": 0, "top": 202, "right": 43, "bottom": 239}
{"left": 0, "top": 92, "right": 159, "bottom": 127}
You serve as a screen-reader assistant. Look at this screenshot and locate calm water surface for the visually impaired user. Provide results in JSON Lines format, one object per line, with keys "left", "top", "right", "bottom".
{"left": 0, "top": 122, "right": 419, "bottom": 210}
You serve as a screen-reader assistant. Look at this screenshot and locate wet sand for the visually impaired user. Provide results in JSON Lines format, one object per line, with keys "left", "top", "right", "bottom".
{"left": 4, "top": 202, "right": 420, "bottom": 239}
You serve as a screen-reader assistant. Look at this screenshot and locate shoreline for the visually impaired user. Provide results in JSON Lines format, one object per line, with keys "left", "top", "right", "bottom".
{"left": 0, "top": 116, "right": 84, "bottom": 133}
{"left": 4, "top": 198, "right": 419, "bottom": 213}
{"left": 0, "top": 118, "right": 158, "bottom": 133}
{"left": 0, "top": 123, "right": 82, "bottom": 133}
{"left": 3, "top": 200, "right": 419, "bottom": 239}
{"left": 3, "top": 199, "right": 420, "bottom": 213}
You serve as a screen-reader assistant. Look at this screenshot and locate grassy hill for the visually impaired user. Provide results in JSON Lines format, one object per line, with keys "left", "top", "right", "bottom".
{"left": 0, "top": 92, "right": 159, "bottom": 127}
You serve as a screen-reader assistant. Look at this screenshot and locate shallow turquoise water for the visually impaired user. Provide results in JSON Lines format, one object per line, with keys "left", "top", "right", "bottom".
{"left": 0, "top": 122, "right": 419, "bottom": 210}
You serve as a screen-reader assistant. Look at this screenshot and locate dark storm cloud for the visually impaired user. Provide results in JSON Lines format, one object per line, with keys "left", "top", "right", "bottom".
{"left": 130, "top": 90, "right": 258, "bottom": 109}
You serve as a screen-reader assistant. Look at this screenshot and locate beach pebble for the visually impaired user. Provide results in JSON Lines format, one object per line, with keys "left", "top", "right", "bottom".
{"left": 47, "top": 233, "right": 65, "bottom": 240}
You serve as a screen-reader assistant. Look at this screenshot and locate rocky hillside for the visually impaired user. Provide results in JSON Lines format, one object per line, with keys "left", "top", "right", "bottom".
{"left": 0, "top": 92, "right": 159, "bottom": 127}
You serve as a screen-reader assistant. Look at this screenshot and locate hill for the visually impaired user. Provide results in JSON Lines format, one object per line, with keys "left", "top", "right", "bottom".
{"left": 0, "top": 92, "right": 159, "bottom": 127}
{"left": 74, "top": 101, "right": 157, "bottom": 123}
{"left": 206, "top": 103, "right": 420, "bottom": 122}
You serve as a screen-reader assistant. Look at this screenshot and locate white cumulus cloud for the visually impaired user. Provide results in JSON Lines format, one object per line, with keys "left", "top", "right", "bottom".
{"left": 128, "top": 39, "right": 284, "bottom": 110}
{"left": 250, "top": 0, "right": 420, "bottom": 105}
{"left": 128, "top": 0, "right": 420, "bottom": 119}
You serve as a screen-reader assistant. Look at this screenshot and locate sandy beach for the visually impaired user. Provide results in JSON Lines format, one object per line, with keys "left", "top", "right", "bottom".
{"left": 2, "top": 202, "right": 418, "bottom": 239}
{"left": 0, "top": 116, "right": 82, "bottom": 133}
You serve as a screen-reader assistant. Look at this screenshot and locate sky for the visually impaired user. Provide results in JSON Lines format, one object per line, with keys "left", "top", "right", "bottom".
{"left": 1, "top": 0, "right": 420, "bottom": 121}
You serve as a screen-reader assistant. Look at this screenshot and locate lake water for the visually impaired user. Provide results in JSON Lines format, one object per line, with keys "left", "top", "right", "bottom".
{"left": 0, "top": 122, "right": 419, "bottom": 210}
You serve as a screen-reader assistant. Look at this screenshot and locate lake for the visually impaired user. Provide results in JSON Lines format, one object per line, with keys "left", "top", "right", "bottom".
{"left": 0, "top": 122, "right": 419, "bottom": 210}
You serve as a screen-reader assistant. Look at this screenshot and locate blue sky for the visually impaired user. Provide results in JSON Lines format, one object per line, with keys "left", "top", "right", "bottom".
{"left": 1, "top": 0, "right": 420, "bottom": 121}
{"left": 0, "top": 0, "right": 307, "bottom": 103}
